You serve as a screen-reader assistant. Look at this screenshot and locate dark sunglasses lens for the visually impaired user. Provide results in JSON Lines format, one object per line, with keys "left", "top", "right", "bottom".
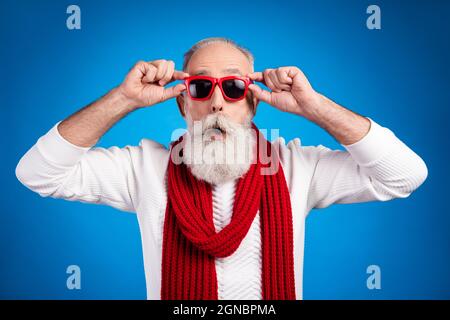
{"left": 222, "top": 79, "right": 246, "bottom": 99}
{"left": 189, "top": 79, "right": 213, "bottom": 99}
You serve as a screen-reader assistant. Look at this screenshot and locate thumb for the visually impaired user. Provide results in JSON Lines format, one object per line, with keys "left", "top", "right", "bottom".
{"left": 162, "top": 83, "right": 186, "bottom": 101}
{"left": 249, "top": 84, "right": 272, "bottom": 105}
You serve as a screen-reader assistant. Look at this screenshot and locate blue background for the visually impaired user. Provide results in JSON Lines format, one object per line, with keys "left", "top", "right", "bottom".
{"left": 1, "top": 0, "right": 449, "bottom": 299}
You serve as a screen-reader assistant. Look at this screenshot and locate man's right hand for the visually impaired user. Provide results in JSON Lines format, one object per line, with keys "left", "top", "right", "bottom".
{"left": 118, "top": 59, "right": 189, "bottom": 109}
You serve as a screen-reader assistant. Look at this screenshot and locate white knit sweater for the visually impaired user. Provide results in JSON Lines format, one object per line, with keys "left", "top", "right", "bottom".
{"left": 15, "top": 117, "right": 428, "bottom": 299}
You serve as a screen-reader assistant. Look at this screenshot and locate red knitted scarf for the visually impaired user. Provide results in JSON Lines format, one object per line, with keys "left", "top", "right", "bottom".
{"left": 161, "top": 124, "right": 296, "bottom": 300}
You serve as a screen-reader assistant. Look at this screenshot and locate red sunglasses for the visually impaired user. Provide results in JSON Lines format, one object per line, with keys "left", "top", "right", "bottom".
{"left": 184, "top": 76, "right": 254, "bottom": 102}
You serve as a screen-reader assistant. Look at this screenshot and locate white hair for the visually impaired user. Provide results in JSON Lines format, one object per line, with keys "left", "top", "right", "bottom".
{"left": 182, "top": 113, "right": 256, "bottom": 185}
{"left": 182, "top": 37, "right": 254, "bottom": 72}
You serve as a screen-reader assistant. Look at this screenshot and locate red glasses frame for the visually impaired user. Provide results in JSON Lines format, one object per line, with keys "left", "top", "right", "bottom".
{"left": 184, "top": 76, "right": 254, "bottom": 102}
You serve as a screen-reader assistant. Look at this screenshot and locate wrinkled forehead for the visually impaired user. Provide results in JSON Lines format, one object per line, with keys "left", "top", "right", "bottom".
{"left": 187, "top": 43, "right": 253, "bottom": 77}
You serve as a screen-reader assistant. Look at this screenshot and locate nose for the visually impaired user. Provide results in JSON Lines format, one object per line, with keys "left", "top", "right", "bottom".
{"left": 210, "top": 84, "right": 224, "bottom": 113}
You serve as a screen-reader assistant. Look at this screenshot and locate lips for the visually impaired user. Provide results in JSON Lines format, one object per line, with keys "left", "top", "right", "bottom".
{"left": 207, "top": 124, "right": 226, "bottom": 141}
{"left": 213, "top": 126, "right": 225, "bottom": 134}
{"left": 209, "top": 122, "right": 226, "bottom": 133}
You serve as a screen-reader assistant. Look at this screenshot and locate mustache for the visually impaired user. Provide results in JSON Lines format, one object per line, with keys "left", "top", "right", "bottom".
{"left": 197, "top": 114, "right": 250, "bottom": 135}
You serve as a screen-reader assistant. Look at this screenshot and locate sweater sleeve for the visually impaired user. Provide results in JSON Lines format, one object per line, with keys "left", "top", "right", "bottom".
{"left": 15, "top": 121, "right": 139, "bottom": 213}
{"left": 304, "top": 117, "right": 428, "bottom": 210}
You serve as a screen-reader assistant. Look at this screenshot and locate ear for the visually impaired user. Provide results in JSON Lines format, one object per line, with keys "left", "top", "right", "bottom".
{"left": 176, "top": 93, "right": 186, "bottom": 118}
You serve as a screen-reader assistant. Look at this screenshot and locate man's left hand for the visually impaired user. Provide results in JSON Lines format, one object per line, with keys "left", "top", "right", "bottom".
{"left": 247, "top": 67, "right": 320, "bottom": 116}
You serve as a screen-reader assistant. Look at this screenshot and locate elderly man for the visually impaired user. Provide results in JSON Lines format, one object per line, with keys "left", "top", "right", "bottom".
{"left": 16, "top": 37, "right": 428, "bottom": 300}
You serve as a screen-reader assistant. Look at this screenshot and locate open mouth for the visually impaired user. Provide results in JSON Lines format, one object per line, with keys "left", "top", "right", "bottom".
{"left": 213, "top": 126, "right": 225, "bottom": 134}
{"left": 206, "top": 124, "right": 226, "bottom": 141}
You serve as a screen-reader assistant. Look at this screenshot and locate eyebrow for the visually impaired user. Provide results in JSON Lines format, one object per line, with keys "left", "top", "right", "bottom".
{"left": 193, "top": 68, "right": 243, "bottom": 76}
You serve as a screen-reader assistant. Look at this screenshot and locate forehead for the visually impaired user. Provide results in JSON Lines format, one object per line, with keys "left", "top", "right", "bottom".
{"left": 187, "top": 42, "right": 252, "bottom": 76}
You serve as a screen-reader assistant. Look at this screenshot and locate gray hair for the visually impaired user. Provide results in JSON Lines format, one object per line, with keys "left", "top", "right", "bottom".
{"left": 182, "top": 37, "right": 254, "bottom": 72}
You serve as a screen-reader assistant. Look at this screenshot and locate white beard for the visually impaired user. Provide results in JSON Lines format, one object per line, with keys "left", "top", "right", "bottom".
{"left": 182, "top": 113, "right": 256, "bottom": 185}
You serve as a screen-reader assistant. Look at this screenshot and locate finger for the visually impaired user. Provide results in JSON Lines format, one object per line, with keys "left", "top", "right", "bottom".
{"left": 141, "top": 63, "right": 158, "bottom": 83}
{"left": 288, "top": 66, "right": 303, "bottom": 79}
{"left": 287, "top": 67, "right": 314, "bottom": 90}
{"left": 153, "top": 60, "right": 168, "bottom": 82}
{"left": 268, "top": 71, "right": 284, "bottom": 92}
{"left": 277, "top": 68, "right": 293, "bottom": 83}
{"left": 159, "top": 60, "right": 174, "bottom": 86}
{"left": 273, "top": 80, "right": 292, "bottom": 91}
{"left": 163, "top": 69, "right": 189, "bottom": 86}
{"left": 247, "top": 72, "right": 265, "bottom": 84}
{"left": 263, "top": 70, "right": 278, "bottom": 92}
{"left": 128, "top": 61, "right": 147, "bottom": 79}
{"left": 248, "top": 83, "right": 272, "bottom": 105}
{"left": 275, "top": 81, "right": 292, "bottom": 91}
{"left": 276, "top": 68, "right": 293, "bottom": 89}
{"left": 128, "top": 61, "right": 152, "bottom": 82}
{"left": 161, "top": 83, "right": 187, "bottom": 101}
{"left": 168, "top": 70, "right": 190, "bottom": 84}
